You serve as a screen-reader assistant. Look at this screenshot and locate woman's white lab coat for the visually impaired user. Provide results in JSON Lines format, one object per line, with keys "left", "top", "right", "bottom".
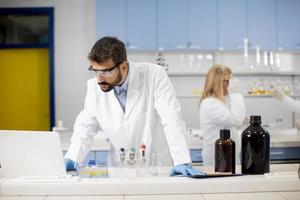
{"left": 280, "top": 96, "right": 300, "bottom": 114}
{"left": 65, "top": 62, "right": 191, "bottom": 166}
{"left": 199, "top": 94, "right": 246, "bottom": 166}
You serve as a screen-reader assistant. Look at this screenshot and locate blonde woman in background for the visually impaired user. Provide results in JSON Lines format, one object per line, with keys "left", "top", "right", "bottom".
{"left": 199, "top": 65, "right": 246, "bottom": 166}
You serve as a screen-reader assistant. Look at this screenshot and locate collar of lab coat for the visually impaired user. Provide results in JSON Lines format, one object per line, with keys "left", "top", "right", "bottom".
{"left": 114, "top": 66, "right": 129, "bottom": 95}
{"left": 123, "top": 62, "right": 142, "bottom": 119}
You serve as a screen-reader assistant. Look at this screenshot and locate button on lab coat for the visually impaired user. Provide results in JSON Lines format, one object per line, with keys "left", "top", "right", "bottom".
{"left": 199, "top": 94, "right": 246, "bottom": 166}
{"left": 65, "top": 62, "right": 191, "bottom": 166}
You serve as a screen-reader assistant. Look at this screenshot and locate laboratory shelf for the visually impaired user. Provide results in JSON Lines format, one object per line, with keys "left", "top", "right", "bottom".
{"left": 176, "top": 95, "right": 300, "bottom": 98}
{"left": 167, "top": 71, "right": 300, "bottom": 77}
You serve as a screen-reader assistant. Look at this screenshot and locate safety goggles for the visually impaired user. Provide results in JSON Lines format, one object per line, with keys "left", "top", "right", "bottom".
{"left": 223, "top": 79, "right": 230, "bottom": 85}
{"left": 89, "top": 62, "right": 121, "bottom": 77}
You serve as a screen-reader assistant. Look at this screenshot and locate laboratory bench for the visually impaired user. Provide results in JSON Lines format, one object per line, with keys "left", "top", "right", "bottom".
{"left": 60, "top": 130, "right": 300, "bottom": 165}
{"left": 0, "top": 164, "right": 299, "bottom": 200}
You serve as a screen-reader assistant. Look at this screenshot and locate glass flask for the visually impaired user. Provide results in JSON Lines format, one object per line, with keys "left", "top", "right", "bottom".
{"left": 239, "top": 38, "right": 254, "bottom": 72}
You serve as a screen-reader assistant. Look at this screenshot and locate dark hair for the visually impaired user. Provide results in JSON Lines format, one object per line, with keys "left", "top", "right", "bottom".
{"left": 88, "top": 36, "right": 127, "bottom": 64}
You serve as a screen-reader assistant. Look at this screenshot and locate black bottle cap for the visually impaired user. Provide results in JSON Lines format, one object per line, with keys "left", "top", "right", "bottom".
{"left": 220, "top": 129, "right": 230, "bottom": 139}
{"left": 250, "top": 115, "right": 262, "bottom": 123}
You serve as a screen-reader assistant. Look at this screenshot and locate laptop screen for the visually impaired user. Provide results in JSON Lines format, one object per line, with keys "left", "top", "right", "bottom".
{"left": 0, "top": 130, "right": 67, "bottom": 178}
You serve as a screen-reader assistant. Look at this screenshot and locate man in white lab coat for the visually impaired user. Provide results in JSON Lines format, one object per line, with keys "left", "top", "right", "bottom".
{"left": 64, "top": 36, "right": 203, "bottom": 176}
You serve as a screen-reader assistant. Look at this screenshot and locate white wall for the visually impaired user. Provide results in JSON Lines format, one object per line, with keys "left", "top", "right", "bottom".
{"left": 0, "top": 0, "right": 96, "bottom": 130}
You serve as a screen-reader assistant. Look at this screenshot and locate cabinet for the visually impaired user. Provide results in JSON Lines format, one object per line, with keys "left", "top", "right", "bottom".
{"left": 158, "top": 0, "right": 218, "bottom": 50}
{"left": 126, "top": 0, "right": 156, "bottom": 50}
{"left": 218, "top": 0, "right": 247, "bottom": 50}
{"left": 157, "top": 0, "right": 187, "bottom": 50}
{"left": 187, "top": 0, "right": 218, "bottom": 50}
{"left": 96, "top": 0, "right": 156, "bottom": 50}
{"left": 277, "top": 0, "right": 300, "bottom": 50}
{"left": 248, "top": 0, "right": 277, "bottom": 50}
{"left": 96, "top": 0, "right": 126, "bottom": 41}
{"left": 96, "top": 0, "right": 300, "bottom": 51}
{"left": 271, "top": 147, "right": 300, "bottom": 162}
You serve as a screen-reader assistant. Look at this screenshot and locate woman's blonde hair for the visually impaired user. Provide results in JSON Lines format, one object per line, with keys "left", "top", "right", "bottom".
{"left": 200, "top": 64, "right": 232, "bottom": 102}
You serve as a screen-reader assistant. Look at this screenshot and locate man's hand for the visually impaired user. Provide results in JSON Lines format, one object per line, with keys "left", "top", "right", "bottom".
{"left": 169, "top": 163, "right": 206, "bottom": 176}
{"left": 64, "top": 158, "right": 77, "bottom": 171}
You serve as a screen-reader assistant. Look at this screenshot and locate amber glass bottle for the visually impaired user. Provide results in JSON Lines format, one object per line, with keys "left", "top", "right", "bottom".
{"left": 215, "top": 129, "right": 235, "bottom": 174}
{"left": 241, "top": 115, "right": 270, "bottom": 174}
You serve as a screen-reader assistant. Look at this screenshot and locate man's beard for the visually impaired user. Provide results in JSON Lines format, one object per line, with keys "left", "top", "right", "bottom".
{"left": 98, "top": 72, "right": 122, "bottom": 92}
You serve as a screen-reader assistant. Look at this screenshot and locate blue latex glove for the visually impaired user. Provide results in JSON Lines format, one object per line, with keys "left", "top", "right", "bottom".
{"left": 64, "top": 158, "right": 77, "bottom": 171}
{"left": 169, "top": 163, "right": 205, "bottom": 177}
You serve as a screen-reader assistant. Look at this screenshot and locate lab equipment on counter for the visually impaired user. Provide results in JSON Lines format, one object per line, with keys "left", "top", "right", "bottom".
{"left": 215, "top": 129, "right": 235, "bottom": 174}
{"left": 139, "top": 144, "right": 146, "bottom": 165}
{"left": 239, "top": 38, "right": 254, "bottom": 72}
{"left": 241, "top": 116, "right": 270, "bottom": 174}
{"left": 127, "top": 147, "right": 137, "bottom": 165}
{"left": 118, "top": 145, "right": 147, "bottom": 167}
{"left": 119, "top": 148, "right": 125, "bottom": 164}
{"left": 78, "top": 164, "right": 108, "bottom": 178}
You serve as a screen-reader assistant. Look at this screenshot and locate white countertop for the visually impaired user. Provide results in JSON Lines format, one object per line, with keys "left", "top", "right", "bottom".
{"left": 0, "top": 164, "right": 299, "bottom": 197}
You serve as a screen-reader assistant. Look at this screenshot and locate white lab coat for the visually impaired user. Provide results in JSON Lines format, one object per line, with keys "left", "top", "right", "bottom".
{"left": 199, "top": 94, "right": 246, "bottom": 166}
{"left": 65, "top": 62, "right": 191, "bottom": 166}
{"left": 281, "top": 96, "right": 300, "bottom": 114}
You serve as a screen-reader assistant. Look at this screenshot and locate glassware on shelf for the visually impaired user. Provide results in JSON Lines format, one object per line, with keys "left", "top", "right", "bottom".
{"left": 282, "top": 80, "right": 292, "bottom": 96}
{"left": 257, "top": 79, "right": 267, "bottom": 95}
{"left": 179, "top": 54, "right": 187, "bottom": 72}
{"left": 239, "top": 38, "right": 254, "bottom": 72}
{"left": 202, "top": 54, "right": 213, "bottom": 73}
{"left": 192, "top": 88, "right": 202, "bottom": 97}
{"left": 255, "top": 46, "right": 263, "bottom": 71}
{"left": 247, "top": 79, "right": 259, "bottom": 96}
{"left": 263, "top": 51, "right": 269, "bottom": 71}
{"left": 275, "top": 53, "right": 281, "bottom": 71}
{"left": 264, "top": 80, "right": 273, "bottom": 95}
{"left": 187, "top": 54, "right": 195, "bottom": 72}
{"left": 269, "top": 51, "right": 275, "bottom": 71}
{"left": 155, "top": 51, "right": 168, "bottom": 71}
{"left": 196, "top": 54, "right": 204, "bottom": 72}
{"left": 247, "top": 79, "right": 276, "bottom": 96}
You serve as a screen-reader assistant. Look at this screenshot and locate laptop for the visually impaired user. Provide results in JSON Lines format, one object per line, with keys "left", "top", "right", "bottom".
{"left": 0, "top": 130, "right": 67, "bottom": 178}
